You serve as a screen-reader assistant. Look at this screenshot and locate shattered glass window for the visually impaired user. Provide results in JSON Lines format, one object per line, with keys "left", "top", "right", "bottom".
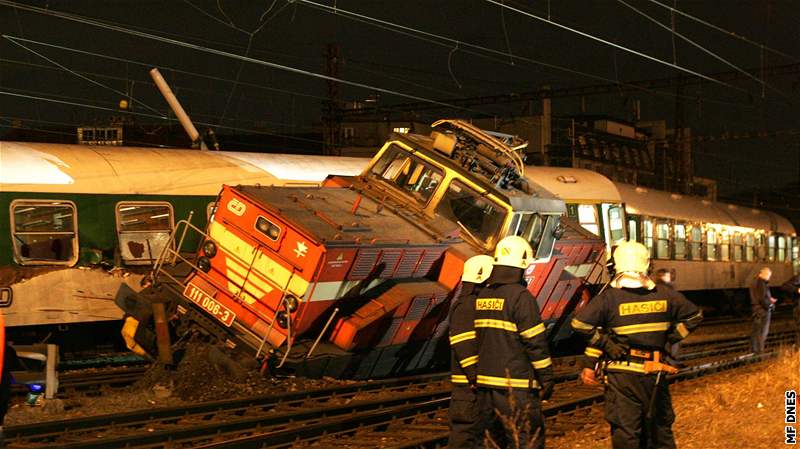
{"left": 12, "top": 202, "right": 77, "bottom": 264}
{"left": 436, "top": 179, "right": 506, "bottom": 248}
{"left": 371, "top": 144, "right": 443, "bottom": 204}
{"left": 116, "top": 203, "right": 174, "bottom": 264}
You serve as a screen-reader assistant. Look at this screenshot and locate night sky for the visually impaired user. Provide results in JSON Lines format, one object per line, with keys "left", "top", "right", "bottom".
{"left": 1, "top": 0, "right": 799, "bottom": 197}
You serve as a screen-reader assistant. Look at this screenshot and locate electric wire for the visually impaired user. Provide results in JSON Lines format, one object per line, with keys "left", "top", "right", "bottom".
{"left": 0, "top": 0, "right": 485, "bottom": 115}
{"left": 644, "top": 0, "right": 800, "bottom": 63}
{"left": 483, "top": 0, "right": 744, "bottom": 92}
{"left": 616, "top": 0, "right": 785, "bottom": 98}
{"left": 1, "top": 36, "right": 350, "bottom": 103}
{"left": 0, "top": 90, "right": 331, "bottom": 146}
{"left": 4, "top": 36, "right": 167, "bottom": 117}
{"left": 295, "top": 0, "right": 754, "bottom": 112}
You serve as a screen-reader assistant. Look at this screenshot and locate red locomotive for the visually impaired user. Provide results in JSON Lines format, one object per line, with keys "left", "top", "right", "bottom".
{"left": 126, "top": 120, "right": 605, "bottom": 378}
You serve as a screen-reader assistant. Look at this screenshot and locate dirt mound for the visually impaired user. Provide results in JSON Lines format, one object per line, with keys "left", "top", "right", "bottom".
{"left": 134, "top": 342, "right": 272, "bottom": 401}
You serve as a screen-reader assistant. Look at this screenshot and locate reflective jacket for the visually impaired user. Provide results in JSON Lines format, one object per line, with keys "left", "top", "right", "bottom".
{"left": 449, "top": 282, "right": 478, "bottom": 386}
{"left": 473, "top": 266, "right": 552, "bottom": 390}
{"left": 572, "top": 284, "right": 702, "bottom": 374}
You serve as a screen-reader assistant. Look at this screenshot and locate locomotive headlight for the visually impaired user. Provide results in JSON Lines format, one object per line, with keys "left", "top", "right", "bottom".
{"left": 284, "top": 294, "right": 299, "bottom": 313}
{"left": 202, "top": 240, "right": 218, "bottom": 258}
{"left": 256, "top": 217, "right": 281, "bottom": 241}
{"left": 197, "top": 256, "right": 212, "bottom": 272}
{"left": 276, "top": 311, "right": 289, "bottom": 329}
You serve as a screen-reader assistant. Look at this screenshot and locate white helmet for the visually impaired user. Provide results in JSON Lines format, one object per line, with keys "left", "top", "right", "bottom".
{"left": 462, "top": 255, "right": 494, "bottom": 284}
{"left": 613, "top": 241, "right": 650, "bottom": 274}
{"left": 493, "top": 235, "right": 533, "bottom": 269}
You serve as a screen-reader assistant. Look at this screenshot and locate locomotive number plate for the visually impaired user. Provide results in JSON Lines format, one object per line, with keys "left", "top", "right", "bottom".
{"left": 183, "top": 282, "right": 236, "bottom": 327}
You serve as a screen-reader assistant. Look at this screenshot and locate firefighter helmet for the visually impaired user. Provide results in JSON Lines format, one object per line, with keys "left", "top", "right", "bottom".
{"left": 461, "top": 255, "right": 494, "bottom": 284}
{"left": 613, "top": 241, "right": 650, "bottom": 274}
{"left": 493, "top": 235, "right": 533, "bottom": 269}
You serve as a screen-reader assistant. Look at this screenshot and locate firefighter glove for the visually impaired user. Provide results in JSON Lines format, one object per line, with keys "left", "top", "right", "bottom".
{"left": 536, "top": 366, "right": 555, "bottom": 400}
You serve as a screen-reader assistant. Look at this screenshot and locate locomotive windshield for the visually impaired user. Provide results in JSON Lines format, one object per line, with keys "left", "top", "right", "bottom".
{"left": 435, "top": 179, "right": 506, "bottom": 248}
{"left": 370, "top": 144, "right": 444, "bottom": 204}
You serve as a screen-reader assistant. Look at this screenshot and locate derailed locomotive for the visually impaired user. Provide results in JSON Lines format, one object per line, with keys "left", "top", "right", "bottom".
{"left": 122, "top": 120, "right": 605, "bottom": 378}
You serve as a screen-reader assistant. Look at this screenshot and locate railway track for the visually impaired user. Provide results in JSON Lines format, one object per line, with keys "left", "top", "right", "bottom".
{"left": 6, "top": 330, "right": 794, "bottom": 449}
{"left": 11, "top": 366, "right": 149, "bottom": 399}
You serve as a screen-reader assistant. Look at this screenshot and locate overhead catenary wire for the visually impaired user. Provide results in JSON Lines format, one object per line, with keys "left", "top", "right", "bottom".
{"left": 644, "top": 0, "right": 800, "bottom": 63}
{"left": 616, "top": 0, "right": 785, "bottom": 98}
{"left": 295, "top": 0, "right": 681, "bottom": 94}
{"left": 0, "top": 90, "right": 332, "bottom": 146}
{"left": 294, "top": 0, "right": 756, "bottom": 112}
{"left": 0, "top": 37, "right": 344, "bottom": 104}
{"left": 4, "top": 36, "right": 167, "bottom": 117}
{"left": 0, "top": 0, "right": 487, "bottom": 116}
{"left": 483, "top": 0, "right": 744, "bottom": 93}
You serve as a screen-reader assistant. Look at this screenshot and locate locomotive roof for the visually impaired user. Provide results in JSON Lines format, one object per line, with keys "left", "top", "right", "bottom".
{"left": 235, "top": 184, "right": 450, "bottom": 246}
{"left": 389, "top": 133, "right": 565, "bottom": 214}
{"left": 615, "top": 182, "right": 795, "bottom": 235}
{"left": 0, "top": 141, "right": 367, "bottom": 195}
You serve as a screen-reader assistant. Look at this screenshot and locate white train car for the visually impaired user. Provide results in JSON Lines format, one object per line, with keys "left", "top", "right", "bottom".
{"left": 526, "top": 166, "right": 797, "bottom": 297}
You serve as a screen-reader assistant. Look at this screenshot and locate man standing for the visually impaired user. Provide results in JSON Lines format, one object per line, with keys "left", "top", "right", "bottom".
{"left": 750, "top": 267, "right": 776, "bottom": 354}
{"left": 572, "top": 241, "right": 702, "bottom": 449}
{"left": 473, "top": 236, "right": 554, "bottom": 449}
{"left": 448, "top": 255, "right": 493, "bottom": 449}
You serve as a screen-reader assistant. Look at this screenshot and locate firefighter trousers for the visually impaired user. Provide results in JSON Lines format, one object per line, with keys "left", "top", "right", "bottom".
{"left": 476, "top": 388, "right": 544, "bottom": 449}
{"left": 604, "top": 372, "right": 676, "bottom": 449}
{"left": 751, "top": 308, "right": 771, "bottom": 353}
{"left": 449, "top": 385, "right": 479, "bottom": 449}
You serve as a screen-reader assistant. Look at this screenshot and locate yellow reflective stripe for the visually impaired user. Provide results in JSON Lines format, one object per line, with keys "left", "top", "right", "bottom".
{"left": 449, "top": 331, "right": 476, "bottom": 345}
{"left": 585, "top": 347, "right": 603, "bottom": 358}
{"left": 519, "top": 323, "right": 545, "bottom": 339}
{"left": 606, "top": 361, "right": 647, "bottom": 373}
{"left": 611, "top": 322, "right": 670, "bottom": 335}
{"left": 460, "top": 355, "right": 479, "bottom": 368}
{"left": 676, "top": 322, "right": 690, "bottom": 338}
{"left": 571, "top": 318, "right": 594, "bottom": 331}
{"left": 476, "top": 375, "right": 537, "bottom": 389}
{"left": 474, "top": 319, "right": 518, "bottom": 332}
{"left": 532, "top": 357, "right": 552, "bottom": 369}
{"left": 451, "top": 374, "right": 469, "bottom": 384}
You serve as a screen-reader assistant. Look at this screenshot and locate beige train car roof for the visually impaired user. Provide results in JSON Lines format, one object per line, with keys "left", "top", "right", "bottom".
{"left": 0, "top": 141, "right": 369, "bottom": 195}
{"left": 525, "top": 166, "right": 622, "bottom": 203}
{"left": 615, "top": 182, "right": 795, "bottom": 235}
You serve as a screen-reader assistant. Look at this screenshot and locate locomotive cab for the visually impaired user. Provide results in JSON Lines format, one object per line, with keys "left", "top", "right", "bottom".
{"left": 361, "top": 119, "right": 566, "bottom": 258}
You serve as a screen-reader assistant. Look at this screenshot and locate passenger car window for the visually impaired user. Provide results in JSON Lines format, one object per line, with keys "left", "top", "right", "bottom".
{"left": 719, "top": 231, "right": 730, "bottom": 262}
{"left": 655, "top": 223, "right": 670, "bottom": 259}
{"left": 706, "top": 230, "right": 717, "bottom": 261}
{"left": 674, "top": 224, "right": 686, "bottom": 260}
{"left": 436, "top": 179, "right": 506, "bottom": 248}
{"left": 643, "top": 220, "right": 654, "bottom": 257}
{"left": 745, "top": 233, "right": 755, "bottom": 262}
{"left": 688, "top": 225, "right": 702, "bottom": 260}
{"left": 116, "top": 202, "right": 174, "bottom": 264}
{"left": 577, "top": 204, "right": 599, "bottom": 236}
{"left": 11, "top": 200, "right": 78, "bottom": 265}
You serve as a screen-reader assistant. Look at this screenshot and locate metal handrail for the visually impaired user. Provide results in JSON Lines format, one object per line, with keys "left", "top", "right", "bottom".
{"left": 151, "top": 217, "right": 308, "bottom": 359}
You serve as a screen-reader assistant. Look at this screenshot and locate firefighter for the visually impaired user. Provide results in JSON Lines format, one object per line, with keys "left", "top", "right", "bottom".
{"left": 750, "top": 267, "right": 776, "bottom": 354}
{"left": 572, "top": 241, "right": 702, "bottom": 449}
{"left": 448, "top": 254, "right": 494, "bottom": 449}
{"left": 473, "top": 236, "right": 554, "bottom": 449}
